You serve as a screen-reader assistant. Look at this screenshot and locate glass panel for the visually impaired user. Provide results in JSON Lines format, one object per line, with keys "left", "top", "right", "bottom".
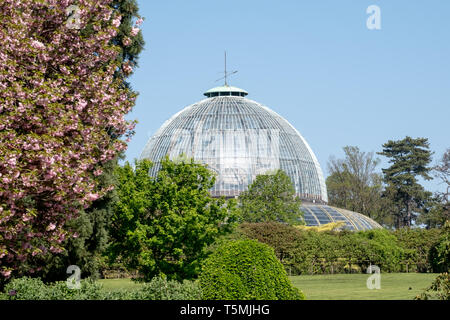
{"left": 140, "top": 96, "right": 328, "bottom": 203}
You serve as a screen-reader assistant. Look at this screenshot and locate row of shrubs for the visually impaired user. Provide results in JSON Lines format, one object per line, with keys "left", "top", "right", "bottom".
{"left": 0, "top": 276, "right": 202, "bottom": 300}
{"left": 235, "top": 222, "right": 448, "bottom": 275}
{"left": 1, "top": 239, "right": 304, "bottom": 300}
{"left": 3, "top": 225, "right": 447, "bottom": 300}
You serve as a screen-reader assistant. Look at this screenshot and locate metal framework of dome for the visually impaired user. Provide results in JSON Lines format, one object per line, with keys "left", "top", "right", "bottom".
{"left": 140, "top": 84, "right": 382, "bottom": 231}
{"left": 301, "top": 204, "right": 382, "bottom": 230}
{"left": 141, "top": 85, "right": 328, "bottom": 202}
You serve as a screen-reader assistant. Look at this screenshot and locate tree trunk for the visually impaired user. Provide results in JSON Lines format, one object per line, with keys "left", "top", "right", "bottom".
{"left": 406, "top": 199, "right": 412, "bottom": 228}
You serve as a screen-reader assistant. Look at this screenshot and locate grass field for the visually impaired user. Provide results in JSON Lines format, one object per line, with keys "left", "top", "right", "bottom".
{"left": 98, "top": 273, "right": 438, "bottom": 300}
{"left": 98, "top": 278, "right": 144, "bottom": 292}
{"left": 289, "top": 273, "right": 438, "bottom": 300}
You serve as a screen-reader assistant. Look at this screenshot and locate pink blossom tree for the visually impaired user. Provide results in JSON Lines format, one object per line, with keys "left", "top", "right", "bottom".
{"left": 0, "top": 0, "right": 138, "bottom": 280}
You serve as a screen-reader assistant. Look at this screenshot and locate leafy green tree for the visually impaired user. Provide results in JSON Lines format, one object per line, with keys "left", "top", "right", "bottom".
{"left": 238, "top": 169, "right": 303, "bottom": 225}
{"left": 109, "top": 157, "right": 239, "bottom": 281}
{"left": 378, "top": 137, "right": 434, "bottom": 228}
{"left": 326, "top": 146, "right": 390, "bottom": 224}
{"left": 417, "top": 197, "right": 450, "bottom": 229}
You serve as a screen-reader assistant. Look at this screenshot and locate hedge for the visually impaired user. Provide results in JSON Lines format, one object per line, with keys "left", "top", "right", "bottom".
{"left": 238, "top": 222, "right": 444, "bottom": 275}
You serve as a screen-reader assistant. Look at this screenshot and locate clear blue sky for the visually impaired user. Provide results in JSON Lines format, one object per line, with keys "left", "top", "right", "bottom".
{"left": 125, "top": 0, "right": 450, "bottom": 194}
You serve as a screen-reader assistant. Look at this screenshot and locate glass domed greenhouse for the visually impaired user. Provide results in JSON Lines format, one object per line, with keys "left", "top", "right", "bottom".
{"left": 140, "top": 85, "right": 382, "bottom": 231}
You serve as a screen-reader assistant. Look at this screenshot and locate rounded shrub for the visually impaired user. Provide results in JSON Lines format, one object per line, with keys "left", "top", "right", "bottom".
{"left": 199, "top": 239, "right": 305, "bottom": 300}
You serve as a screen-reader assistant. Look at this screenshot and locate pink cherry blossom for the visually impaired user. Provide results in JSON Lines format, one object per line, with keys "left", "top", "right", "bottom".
{"left": 31, "top": 40, "right": 45, "bottom": 50}
{"left": 123, "top": 37, "right": 132, "bottom": 46}
{"left": 130, "top": 27, "right": 140, "bottom": 37}
{"left": 0, "top": 0, "right": 136, "bottom": 280}
{"left": 112, "top": 17, "right": 121, "bottom": 28}
{"left": 0, "top": 270, "right": 11, "bottom": 278}
{"left": 87, "top": 193, "right": 100, "bottom": 201}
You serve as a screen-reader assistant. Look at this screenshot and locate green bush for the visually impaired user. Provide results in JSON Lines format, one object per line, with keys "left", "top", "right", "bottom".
{"left": 131, "top": 276, "right": 202, "bottom": 300}
{"left": 3, "top": 277, "right": 104, "bottom": 300}
{"left": 393, "top": 227, "right": 442, "bottom": 272}
{"left": 415, "top": 273, "right": 450, "bottom": 300}
{"left": 239, "top": 223, "right": 414, "bottom": 275}
{"left": 350, "top": 229, "right": 405, "bottom": 273}
{"left": 3, "top": 277, "right": 48, "bottom": 300}
{"left": 199, "top": 239, "right": 305, "bottom": 300}
{"left": 430, "top": 221, "right": 450, "bottom": 273}
{"left": 1, "top": 276, "right": 201, "bottom": 300}
{"left": 47, "top": 279, "right": 104, "bottom": 300}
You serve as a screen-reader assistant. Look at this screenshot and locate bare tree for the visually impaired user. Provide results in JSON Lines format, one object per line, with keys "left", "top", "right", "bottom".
{"left": 326, "top": 146, "right": 386, "bottom": 222}
{"left": 434, "top": 148, "right": 450, "bottom": 202}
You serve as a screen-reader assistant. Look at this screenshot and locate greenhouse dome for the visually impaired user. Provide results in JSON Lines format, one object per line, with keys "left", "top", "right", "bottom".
{"left": 300, "top": 204, "right": 382, "bottom": 230}
{"left": 140, "top": 84, "right": 382, "bottom": 231}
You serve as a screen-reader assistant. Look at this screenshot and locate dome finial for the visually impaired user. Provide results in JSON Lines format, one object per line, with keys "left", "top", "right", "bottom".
{"left": 215, "top": 51, "right": 237, "bottom": 86}
{"left": 205, "top": 52, "right": 247, "bottom": 97}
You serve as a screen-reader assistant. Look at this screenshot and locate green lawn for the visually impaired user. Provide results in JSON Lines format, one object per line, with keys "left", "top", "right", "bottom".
{"left": 98, "top": 273, "right": 437, "bottom": 300}
{"left": 289, "top": 273, "right": 438, "bottom": 300}
{"left": 98, "top": 278, "right": 144, "bottom": 293}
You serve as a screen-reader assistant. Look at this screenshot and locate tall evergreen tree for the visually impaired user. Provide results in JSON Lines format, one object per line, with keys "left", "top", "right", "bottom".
{"left": 377, "top": 137, "right": 433, "bottom": 228}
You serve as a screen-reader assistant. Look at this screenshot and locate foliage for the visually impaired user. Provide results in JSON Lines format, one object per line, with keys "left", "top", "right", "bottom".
{"left": 295, "top": 221, "right": 346, "bottom": 232}
{"left": 393, "top": 227, "right": 442, "bottom": 272}
{"left": 415, "top": 273, "right": 450, "bottom": 300}
{"left": 130, "top": 276, "right": 202, "bottom": 300}
{"left": 419, "top": 150, "right": 450, "bottom": 228}
{"left": 0, "top": 0, "right": 138, "bottom": 281}
{"left": 238, "top": 169, "right": 303, "bottom": 225}
{"left": 110, "top": 0, "right": 145, "bottom": 83}
{"left": 350, "top": 229, "right": 405, "bottom": 272}
{"left": 238, "top": 222, "right": 305, "bottom": 272}
{"left": 41, "top": 158, "right": 120, "bottom": 282}
{"left": 429, "top": 221, "right": 450, "bottom": 273}
{"left": 199, "top": 239, "right": 305, "bottom": 300}
{"left": 326, "top": 146, "right": 388, "bottom": 224}
{"left": 2, "top": 277, "right": 103, "bottom": 300}
{"left": 40, "top": 0, "right": 146, "bottom": 283}
{"left": 377, "top": 137, "right": 433, "bottom": 228}
{"left": 109, "top": 157, "right": 239, "bottom": 281}
{"left": 418, "top": 198, "right": 450, "bottom": 229}
{"left": 2, "top": 277, "right": 48, "bottom": 300}
{"left": 238, "top": 223, "right": 418, "bottom": 275}
{"left": 1, "top": 276, "right": 200, "bottom": 300}
{"left": 433, "top": 148, "right": 450, "bottom": 201}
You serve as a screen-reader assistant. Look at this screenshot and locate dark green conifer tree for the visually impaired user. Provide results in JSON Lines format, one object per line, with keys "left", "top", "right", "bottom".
{"left": 377, "top": 137, "right": 433, "bottom": 228}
